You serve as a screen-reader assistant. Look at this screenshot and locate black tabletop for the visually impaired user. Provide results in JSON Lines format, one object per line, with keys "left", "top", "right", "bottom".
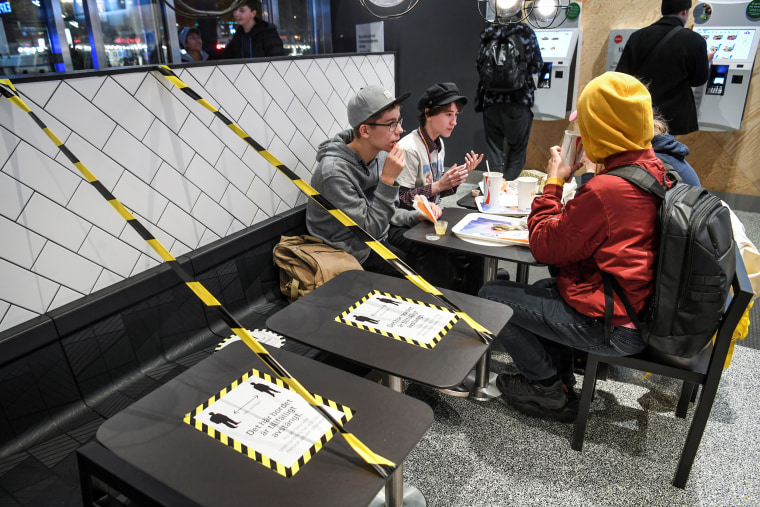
{"left": 456, "top": 193, "right": 478, "bottom": 209}
{"left": 96, "top": 341, "right": 433, "bottom": 507}
{"left": 404, "top": 207, "right": 541, "bottom": 266}
{"left": 266, "top": 270, "right": 512, "bottom": 389}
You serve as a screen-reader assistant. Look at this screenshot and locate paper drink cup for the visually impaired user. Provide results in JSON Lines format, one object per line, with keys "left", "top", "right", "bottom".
{"left": 516, "top": 176, "right": 538, "bottom": 210}
{"left": 561, "top": 130, "right": 584, "bottom": 167}
{"left": 483, "top": 172, "right": 503, "bottom": 205}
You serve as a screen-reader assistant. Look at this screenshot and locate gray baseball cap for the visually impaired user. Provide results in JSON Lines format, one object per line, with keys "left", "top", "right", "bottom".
{"left": 347, "top": 85, "right": 411, "bottom": 128}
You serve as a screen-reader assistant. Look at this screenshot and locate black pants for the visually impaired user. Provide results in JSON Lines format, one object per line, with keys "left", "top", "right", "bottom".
{"left": 483, "top": 101, "right": 533, "bottom": 181}
{"left": 362, "top": 226, "right": 483, "bottom": 295}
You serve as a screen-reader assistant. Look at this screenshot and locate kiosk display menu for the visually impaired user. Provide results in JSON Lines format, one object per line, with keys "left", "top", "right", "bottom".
{"left": 537, "top": 30, "right": 574, "bottom": 59}
{"left": 695, "top": 27, "right": 757, "bottom": 61}
{"left": 693, "top": 21, "right": 760, "bottom": 131}
{"left": 531, "top": 27, "right": 582, "bottom": 121}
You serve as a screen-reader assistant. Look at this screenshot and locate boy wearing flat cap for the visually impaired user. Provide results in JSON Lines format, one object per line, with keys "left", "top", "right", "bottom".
{"left": 396, "top": 82, "right": 483, "bottom": 210}
{"left": 616, "top": 0, "right": 713, "bottom": 135}
{"left": 307, "top": 85, "right": 445, "bottom": 280}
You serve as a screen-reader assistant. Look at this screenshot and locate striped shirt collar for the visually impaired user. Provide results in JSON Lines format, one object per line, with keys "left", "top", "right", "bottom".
{"left": 418, "top": 125, "right": 442, "bottom": 152}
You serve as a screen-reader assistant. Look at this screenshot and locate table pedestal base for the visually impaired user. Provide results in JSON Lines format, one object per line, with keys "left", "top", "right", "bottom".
{"left": 369, "top": 482, "right": 427, "bottom": 507}
{"left": 378, "top": 374, "right": 428, "bottom": 507}
{"left": 462, "top": 349, "right": 501, "bottom": 401}
{"left": 464, "top": 370, "right": 501, "bottom": 401}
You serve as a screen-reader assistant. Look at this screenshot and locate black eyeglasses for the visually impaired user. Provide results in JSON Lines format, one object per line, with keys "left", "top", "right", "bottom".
{"left": 364, "top": 118, "right": 403, "bottom": 132}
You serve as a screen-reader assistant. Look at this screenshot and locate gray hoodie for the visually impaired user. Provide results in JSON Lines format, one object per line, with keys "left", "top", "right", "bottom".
{"left": 306, "top": 130, "right": 418, "bottom": 263}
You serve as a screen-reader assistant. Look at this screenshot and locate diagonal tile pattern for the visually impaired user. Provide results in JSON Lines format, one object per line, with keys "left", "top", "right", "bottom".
{"left": 0, "top": 55, "right": 396, "bottom": 332}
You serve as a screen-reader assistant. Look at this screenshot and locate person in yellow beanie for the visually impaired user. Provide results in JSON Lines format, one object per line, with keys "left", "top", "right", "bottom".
{"left": 479, "top": 72, "right": 668, "bottom": 421}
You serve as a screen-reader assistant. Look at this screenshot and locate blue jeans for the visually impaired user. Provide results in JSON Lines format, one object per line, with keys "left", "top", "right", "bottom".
{"left": 478, "top": 279, "right": 646, "bottom": 386}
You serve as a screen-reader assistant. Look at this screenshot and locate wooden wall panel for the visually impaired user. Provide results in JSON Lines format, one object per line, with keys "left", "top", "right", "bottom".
{"left": 525, "top": 0, "right": 760, "bottom": 196}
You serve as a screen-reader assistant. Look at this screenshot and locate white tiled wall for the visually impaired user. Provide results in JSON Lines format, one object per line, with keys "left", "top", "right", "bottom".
{"left": 0, "top": 53, "right": 396, "bottom": 332}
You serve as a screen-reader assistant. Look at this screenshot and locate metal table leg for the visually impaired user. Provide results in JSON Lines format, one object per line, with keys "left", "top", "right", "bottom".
{"left": 463, "top": 348, "right": 501, "bottom": 401}
{"left": 368, "top": 375, "right": 426, "bottom": 507}
{"left": 516, "top": 263, "right": 530, "bottom": 284}
{"left": 483, "top": 257, "right": 498, "bottom": 281}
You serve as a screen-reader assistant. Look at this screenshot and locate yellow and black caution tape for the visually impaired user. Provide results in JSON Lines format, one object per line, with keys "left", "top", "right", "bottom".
{"left": 0, "top": 78, "right": 394, "bottom": 479}
{"left": 154, "top": 65, "right": 494, "bottom": 345}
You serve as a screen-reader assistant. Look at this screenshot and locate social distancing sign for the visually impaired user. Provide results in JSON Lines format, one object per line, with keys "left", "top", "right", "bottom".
{"left": 336, "top": 290, "right": 457, "bottom": 349}
{"left": 185, "top": 368, "right": 354, "bottom": 478}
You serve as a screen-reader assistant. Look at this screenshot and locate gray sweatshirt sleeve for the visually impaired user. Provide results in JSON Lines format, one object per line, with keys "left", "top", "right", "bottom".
{"left": 317, "top": 157, "right": 403, "bottom": 239}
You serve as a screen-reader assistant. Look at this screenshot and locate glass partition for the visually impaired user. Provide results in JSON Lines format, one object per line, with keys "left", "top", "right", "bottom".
{"left": 276, "top": 0, "right": 315, "bottom": 56}
{"left": 61, "top": 0, "right": 94, "bottom": 69}
{"left": 0, "top": 0, "right": 56, "bottom": 75}
{"left": 1, "top": 0, "right": 331, "bottom": 76}
{"left": 98, "top": 0, "right": 161, "bottom": 66}
{"left": 175, "top": 0, "right": 330, "bottom": 59}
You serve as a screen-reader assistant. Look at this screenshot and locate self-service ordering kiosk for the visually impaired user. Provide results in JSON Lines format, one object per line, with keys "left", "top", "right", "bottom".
{"left": 605, "top": 29, "right": 636, "bottom": 71}
{"left": 531, "top": 8, "right": 583, "bottom": 121}
{"left": 693, "top": 0, "right": 760, "bottom": 131}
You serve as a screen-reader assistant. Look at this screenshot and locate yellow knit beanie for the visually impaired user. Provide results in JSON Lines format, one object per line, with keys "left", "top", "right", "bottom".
{"left": 577, "top": 72, "right": 653, "bottom": 162}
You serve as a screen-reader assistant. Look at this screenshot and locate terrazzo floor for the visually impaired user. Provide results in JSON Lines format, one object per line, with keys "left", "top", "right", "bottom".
{"left": 397, "top": 175, "right": 760, "bottom": 506}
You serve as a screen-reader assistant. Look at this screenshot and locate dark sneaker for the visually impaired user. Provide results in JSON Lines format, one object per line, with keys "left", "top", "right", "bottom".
{"left": 563, "top": 384, "right": 580, "bottom": 415}
{"left": 438, "top": 382, "right": 470, "bottom": 398}
{"left": 497, "top": 373, "right": 567, "bottom": 412}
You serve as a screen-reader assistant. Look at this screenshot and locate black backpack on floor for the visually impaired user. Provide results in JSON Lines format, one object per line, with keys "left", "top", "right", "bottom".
{"left": 602, "top": 165, "right": 736, "bottom": 357}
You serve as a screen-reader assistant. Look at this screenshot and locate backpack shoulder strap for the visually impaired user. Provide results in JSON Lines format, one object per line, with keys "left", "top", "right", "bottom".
{"left": 602, "top": 271, "right": 646, "bottom": 344}
{"left": 604, "top": 164, "right": 667, "bottom": 199}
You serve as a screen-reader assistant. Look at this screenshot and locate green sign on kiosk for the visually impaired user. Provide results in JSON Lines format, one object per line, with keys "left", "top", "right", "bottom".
{"left": 748, "top": 0, "right": 760, "bottom": 20}
{"left": 566, "top": 2, "right": 581, "bottom": 20}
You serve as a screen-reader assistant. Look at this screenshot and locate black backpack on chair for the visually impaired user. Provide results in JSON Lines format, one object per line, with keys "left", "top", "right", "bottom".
{"left": 602, "top": 165, "right": 736, "bottom": 358}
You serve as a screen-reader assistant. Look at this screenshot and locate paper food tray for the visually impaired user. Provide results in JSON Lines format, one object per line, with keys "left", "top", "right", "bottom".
{"left": 452, "top": 213, "right": 529, "bottom": 247}
{"left": 475, "top": 195, "right": 532, "bottom": 216}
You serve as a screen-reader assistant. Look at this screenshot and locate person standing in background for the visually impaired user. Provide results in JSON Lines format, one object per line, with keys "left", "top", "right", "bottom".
{"left": 475, "top": 17, "right": 543, "bottom": 181}
{"left": 616, "top": 0, "right": 713, "bottom": 135}
{"left": 222, "top": 0, "right": 285, "bottom": 59}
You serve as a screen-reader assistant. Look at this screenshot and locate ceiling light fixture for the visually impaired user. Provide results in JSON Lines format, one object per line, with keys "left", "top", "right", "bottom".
{"left": 359, "top": 0, "right": 422, "bottom": 19}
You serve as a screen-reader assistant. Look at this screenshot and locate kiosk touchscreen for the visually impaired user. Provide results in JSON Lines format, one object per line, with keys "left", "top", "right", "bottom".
{"left": 692, "top": 1, "right": 760, "bottom": 131}
{"left": 695, "top": 26, "right": 759, "bottom": 130}
{"left": 532, "top": 28, "right": 582, "bottom": 121}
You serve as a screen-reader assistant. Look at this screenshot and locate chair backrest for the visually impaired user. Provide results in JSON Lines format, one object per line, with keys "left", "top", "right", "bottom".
{"left": 701, "top": 247, "right": 754, "bottom": 384}
{"left": 636, "top": 247, "right": 752, "bottom": 375}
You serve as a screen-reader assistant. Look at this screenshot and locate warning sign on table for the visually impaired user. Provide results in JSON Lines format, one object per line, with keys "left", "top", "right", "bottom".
{"left": 184, "top": 369, "right": 353, "bottom": 477}
{"left": 335, "top": 290, "right": 458, "bottom": 349}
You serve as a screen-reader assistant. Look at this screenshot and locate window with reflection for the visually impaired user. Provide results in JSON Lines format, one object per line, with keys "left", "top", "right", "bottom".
{"left": 175, "top": 0, "right": 328, "bottom": 59}
{"left": 276, "top": 0, "right": 314, "bottom": 56}
{"left": 97, "top": 0, "right": 163, "bottom": 66}
{"left": 61, "top": 0, "right": 94, "bottom": 69}
{"left": 0, "top": 0, "right": 55, "bottom": 75}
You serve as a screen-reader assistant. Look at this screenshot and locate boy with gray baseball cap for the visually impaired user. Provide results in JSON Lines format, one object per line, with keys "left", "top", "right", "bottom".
{"left": 306, "top": 85, "right": 445, "bottom": 280}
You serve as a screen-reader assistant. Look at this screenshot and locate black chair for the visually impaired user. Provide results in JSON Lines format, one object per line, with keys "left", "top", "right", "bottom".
{"left": 572, "top": 249, "right": 753, "bottom": 488}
